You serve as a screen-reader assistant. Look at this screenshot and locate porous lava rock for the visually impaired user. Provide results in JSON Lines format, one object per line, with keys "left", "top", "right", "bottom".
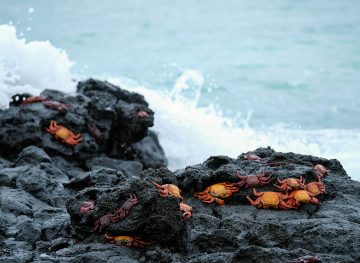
{"left": 0, "top": 78, "right": 167, "bottom": 169}
{"left": 0, "top": 80, "right": 359, "bottom": 262}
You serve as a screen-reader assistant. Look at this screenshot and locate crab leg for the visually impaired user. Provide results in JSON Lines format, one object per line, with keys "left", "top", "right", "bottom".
{"left": 214, "top": 198, "right": 225, "bottom": 205}
{"left": 252, "top": 188, "right": 264, "bottom": 197}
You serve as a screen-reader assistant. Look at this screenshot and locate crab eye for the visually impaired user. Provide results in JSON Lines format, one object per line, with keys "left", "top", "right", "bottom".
{"left": 15, "top": 96, "right": 19, "bottom": 101}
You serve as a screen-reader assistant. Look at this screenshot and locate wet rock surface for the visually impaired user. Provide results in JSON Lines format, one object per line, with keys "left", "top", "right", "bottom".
{"left": 1, "top": 80, "right": 360, "bottom": 262}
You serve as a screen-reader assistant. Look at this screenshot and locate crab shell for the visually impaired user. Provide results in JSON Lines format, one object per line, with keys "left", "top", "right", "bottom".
{"left": 313, "top": 164, "right": 330, "bottom": 177}
{"left": 80, "top": 200, "right": 96, "bottom": 213}
{"left": 247, "top": 188, "right": 295, "bottom": 209}
{"left": 105, "top": 234, "right": 153, "bottom": 247}
{"left": 305, "top": 176, "right": 325, "bottom": 196}
{"left": 274, "top": 177, "right": 305, "bottom": 192}
{"left": 194, "top": 182, "right": 239, "bottom": 205}
{"left": 236, "top": 171, "right": 273, "bottom": 188}
{"left": 180, "top": 202, "right": 193, "bottom": 220}
{"left": 21, "top": 96, "right": 46, "bottom": 105}
{"left": 46, "top": 121, "right": 83, "bottom": 146}
{"left": 244, "top": 153, "right": 261, "bottom": 161}
{"left": 287, "top": 190, "right": 320, "bottom": 207}
{"left": 152, "top": 182, "right": 183, "bottom": 200}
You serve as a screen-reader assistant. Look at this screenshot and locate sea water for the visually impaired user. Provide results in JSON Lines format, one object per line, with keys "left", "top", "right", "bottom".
{"left": 0, "top": 1, "right": 359, "bottom": 179}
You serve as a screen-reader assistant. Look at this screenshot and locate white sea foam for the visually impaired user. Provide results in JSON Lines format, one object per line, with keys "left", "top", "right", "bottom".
{"left": 0, "top": 25, "right": 75, "bottom": 108}
{"left": 0, "top": 24, "right": 358, "bottom": 180}
{"left": 109, "top": 75, "right": 360, "bottom": 180}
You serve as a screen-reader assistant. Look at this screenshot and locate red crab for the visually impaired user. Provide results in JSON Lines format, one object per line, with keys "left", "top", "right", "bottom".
{"left": 21, "top": 96, "right": 46, "bottom": 105}
{"left": 247, "top": 188, "right": 296, "bottom": 209}
{"left": 274, "top": 177, "right": 305, "bottom": 192}
{"left": 305, "top": 175, "right": 325, "bottom": 196}
{"left": 46, "top": 121, "right": 83, "bottom": 146}
{"left": 152, "top": 182, "right": 183, "bottom": 200}
{"left": 94, "top": 194, "right": 138, "bottom": 233}
{"left": 43, "top": 100, "right": 70, "bottom": 112}
{"left": 287, "top": 190, "right": 320, "bottom": 207}
{"left": 292, "top": 255, "right": 321, "bottom": 263}
{"left": 80, "top": 200, "right": 96, "bottom": 213}
{"left": 180, "top": 202, "right": 193, "bottom": 220}
{"left": 87, "top": 122, "right": 102, "bottom": 143}
{"left": 244, "top": 153, "right": 261, "bottom": 161}
{"left": 105, "top": 234, "right": 153, "bottom": 247}
{"left": 236, "top": 171, "right": 273, "bottom": 188}
{"left": 313, "top": 164, "right": 330, "bottom": 177}
{"left": 112, "top": 194, "right": 138, "bottom": 219}
{"left": 135, "top": 110, "right": 150, "bottom": 118}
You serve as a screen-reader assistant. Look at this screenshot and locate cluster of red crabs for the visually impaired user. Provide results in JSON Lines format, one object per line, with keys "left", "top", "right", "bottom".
{"left": 14, "top": 95, "right": 329, "bottom": 256}
{"left": 78, "top": 153, "right": 329, "bottom": 248}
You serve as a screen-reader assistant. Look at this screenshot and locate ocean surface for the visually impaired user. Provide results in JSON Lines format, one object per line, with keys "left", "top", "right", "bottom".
{"left": 0, "top": 1, "right": 359, "bottom": 180}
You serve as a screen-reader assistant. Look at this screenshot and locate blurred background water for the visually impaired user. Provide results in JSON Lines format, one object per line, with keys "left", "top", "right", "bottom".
{"left": 0, "top": 0, "right": 359, "bottom": 178}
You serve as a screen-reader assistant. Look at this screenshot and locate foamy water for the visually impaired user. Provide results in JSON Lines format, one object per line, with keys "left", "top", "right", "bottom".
{"left": 0, "top": 25, "right": 75, "bottom": 108}
{"left": 0, "top": 24, "right": 359, "bottom": 180}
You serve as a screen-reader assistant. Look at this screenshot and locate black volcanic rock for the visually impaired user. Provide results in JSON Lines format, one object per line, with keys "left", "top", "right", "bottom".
{"left": 1, "top": 80, "right": 359, "bottom": 262}
{"left": 0, "top": 78, "right": 166, "bottom": 168}
{"left": 66, "top": 168, "right": 188, "bottom": 251}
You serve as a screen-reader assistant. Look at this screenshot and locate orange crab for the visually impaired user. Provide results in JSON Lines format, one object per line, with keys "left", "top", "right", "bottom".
{"left": 287, "top": 190, "right": 320, "bottom": 207}
{"left": 274, "top": 176, "right": 305, "bottom": 192}
{"left": 305, "top": 175, "right": 325, "bottom": 196}
{"left": 105, "top": 234, "right": 153, "bottom": 247}
{"left": 194, "top": 182, "right": 239, "bottom": 205}
{"left": 247, "top": 188, "right": 296, "bottom": 209}
{"left": 46, "top": 120, "right": 83, "bottom": 146}
{"left": 152, "top": 181, "right": 183, "bottom": 200}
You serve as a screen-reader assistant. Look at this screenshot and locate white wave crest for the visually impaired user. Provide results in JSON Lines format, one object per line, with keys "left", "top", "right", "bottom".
{"left": 109, "top": 74, "right": 360, "bottom": 181}
{"left": 0, "top": 25, "right": 358, "bottom": 180}
{"left": 0, "top": 25, "right": 75, "bottom": 108}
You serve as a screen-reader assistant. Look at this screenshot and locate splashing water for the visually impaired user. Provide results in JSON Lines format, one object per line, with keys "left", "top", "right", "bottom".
{"left": 1, "top": 24, "right": 359, "bottom": 181}
{"left": 170, "top": 69, "right": 204, "bottom": 108}
{"left": 0, "top": 25, "right": 75, "bottom": 108}
{"left": 109, "top": 76, "right": 360, "bottom": 180}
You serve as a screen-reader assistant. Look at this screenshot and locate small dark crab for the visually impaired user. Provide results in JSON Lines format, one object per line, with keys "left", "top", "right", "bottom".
{"left": 10, "top": 93, "right": 31, "bottom": 106}
{"left": 80, "top": 200, "right": 96, "bottom": 213}
{"left": 313, "top": 164, "right": 330, "bottom": 177}
{"left": 134, "top": 108, "right": 151, "bottom": 118}
{"left": 94, "top": 194, "right": 138, "bottom": 233}
{"left": 43, "top": 100, "right": 70, "bottom": 112}
{"left": 236, "top": 171, "right": 273, "bottom": 188}
{"left": 243, "top": 153, "right": 261, "bottom": 161}
{"left": 87, "top": 122, "right": 103, "bottom": 143}
{"left": 291, "top": 255, "right": 321, "bottom": 263}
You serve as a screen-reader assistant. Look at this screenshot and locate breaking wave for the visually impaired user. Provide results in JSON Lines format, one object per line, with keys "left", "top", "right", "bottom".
{"left": 1, "top": 25, "right": 359, "bottom": 180}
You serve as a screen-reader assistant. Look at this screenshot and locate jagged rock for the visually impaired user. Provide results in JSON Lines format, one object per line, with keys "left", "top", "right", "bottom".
{"left": 86, "top": 156, "right": 143, "bottom": 178}
{"left": 133, "top": 130, "right": 168, "bottom": 169}
{"left": 66, "top": 168, "right": 188, "bottom": 251}
{"left": 0, "top": 79, "right": 165, "bottom": 168}
{"left": 16, "top": 146, "right": 52, "bottom": 166}
{"left": 0, "top": 79, "right": 359, "bottom": 262}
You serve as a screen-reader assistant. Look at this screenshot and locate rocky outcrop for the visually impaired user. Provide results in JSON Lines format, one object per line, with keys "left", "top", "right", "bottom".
{"left": 0, "top": 79, "right": 167, "bottom": 169}
{"left": 0, "top": 80, "right": 359, "bottom": 262}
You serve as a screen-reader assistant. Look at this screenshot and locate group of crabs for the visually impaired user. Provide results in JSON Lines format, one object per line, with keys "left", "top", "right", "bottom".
{"left": 195, "top": 153, "right": 328, "bottom": 209}
{"left": 78, "top": 153, "right": 329, "bottom": 248}
{"left": 13, "top": 95, "right": 329, "bottom": 258}
{"left": 11, "top": 94, "right": 151, "bottom": 146}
